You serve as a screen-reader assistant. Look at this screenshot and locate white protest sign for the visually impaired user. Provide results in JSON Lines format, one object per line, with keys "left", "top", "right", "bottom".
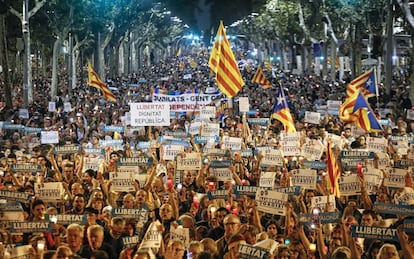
{"left": 383, "top": 168, "right": 406, "bottom": 188}
{"left": 311, "top": 195, "right": 336, "bottom": 212}
{"left": 279, "top": 132, "right": 301, "bottom": 156}
{"left": 199, "top": 106, "right": 216, "bottom": 120}
{"left": 41, "top": 131, "right": 59, "bottom": 144}
{"left": 301, "top": 138, "right": 324, "bottom": 161}
{"left": 110, "top": 172, "right": 135, "bottom": 192}
{"left": 259, "top": 171, "right": 276, "bottom": 189}
{"left": 326, "top": 133, "right": 343, "bottom": 149}
{"left": 63, "top": 102, "right": 72, "bottom": 112}
{"left": 82, "top": 157, "right": 101, "bottom": 172}
{"left": 261, "top": 149, "right": 284, "bottom": 166}
{"left": 201, "top": 123, "right": 220, "bottom": 137}
{"left": 221, "top": 136, "right": 242, "bottom": 150}
{"left": 376, "top": 153, "right": 390, "bottom": 169}
{"left": 130, "top": 103, "right": 170, "bottom": 126}
{"left": 212, "top": 168, "right": 233, "bottom": 182}
{"left": 239, "top": 97, "right": 250, "bottom": 113}
{"left": 176, "top": 152, "right": 202, "bottom": 170}
{"left": 367, "top": 137, "right": 388, "bottom": 153}
{"left": 152, "top": 92, "right": 222, "bottom": 112}
{"left": 255, "top": 189, "right": 288, "bottom": 216}
{"left": 139, "top": 221, "right": 163, "bottom": 249}
{"left": 170, "top": 226, "right": 190, "bottom": 247}
{"left": 161, "top": 145, "right": 184, "bottom": 161}
{"left": 291, "top": 169, "right": 317, "bottom": 190}
{"left": 304, "top": 111, "right": 320, "bottom": 124}
{"left": 339, "top": 174, "right": 361, "bottom": 196}
{"left": 35, "top": 182, "right": 64, "bottom": 202}
{"left": 189, "top": 121, "right": 202, "bottom": 135}
{"left": 48, "top": 102, "right": 56, "bottom": 112}
{"left": 19, "top": 109, "right": 29, "bottom": 119}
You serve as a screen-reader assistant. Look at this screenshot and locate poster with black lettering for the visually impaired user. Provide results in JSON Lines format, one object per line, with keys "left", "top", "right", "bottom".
{"left": 162, "top": 145, "right": 184, "bottom": 161}
{"left": 176, "top": 152, "right": 202, "bottom": 170}
{"left": 261, "top": 150, "right": 284, "bottom": 166}
{"left": 255, "top": 189, "right": 288, "bottom": 216}
{"left": 239, "top": 243, "right": 269, "bottom": 259}
{"left": 338, "top": 174, "right": 361, "bottom": 196}
{"left": 366, "top": 137, "right": 388, "bottom": 153}
{"left": 170, "top": 226, "right": 190, "bottom": 247}
{"left": 139, "top": 221, "right": 162, "bottom": 249}
{"left": 109, "top": 172, "right": 135, "bottom": 192}
{"left": 221, "top": 136, "right": 242, "bottom": 151}
{"left": 383, "top": 168, "right": 406, "bottom": 188}
{"left": 259, "top": 172, "right": 276, "bottom": 189}
{"left": 35, "top": 182, "right": 64, "bottom": 202}
{"left": 291, "top": 169, "right": 317, "bottom": 190}
{"left": 311, "top": 195, "right": 336, "bottom": 213}
{"left": 200, "top": 123, "right": 220, "bottom": 137}
{"left": 300, "top": 138, "right": 324, "bottom": 161}
{"left": 130, "top": 103, "right": 170, "bottom": 126}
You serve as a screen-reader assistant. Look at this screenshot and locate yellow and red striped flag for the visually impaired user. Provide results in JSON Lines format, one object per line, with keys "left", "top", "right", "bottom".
{"left": 208, "top": 21, "right": 244, "bottom": 98}
{"left": 88, "top": 62, "right": 116, "bottom": 102}
{"left": 251, "top": 65, "right": 272, "bottom": 89}
{"left": 326, "top": 140, "right": 341, "bottom": 198}
{"left": 346, "top": 68, "right": 377, "bottom": 98}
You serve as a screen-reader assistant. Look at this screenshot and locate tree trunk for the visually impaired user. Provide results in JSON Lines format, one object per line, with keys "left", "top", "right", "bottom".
{"left": 352, "top": 23, "right": 363, "bottom": 77}
{"left": 410, "top": 33, "right": 414, "bottom": 103}
{"left": 330, "top": 40, "right": 337, "bottom": 82}
{"left": 51, "top": 37, "right": 62, "bottom": 99}
{"left": 0, "top": 14, "right": 12, "bottom": 109}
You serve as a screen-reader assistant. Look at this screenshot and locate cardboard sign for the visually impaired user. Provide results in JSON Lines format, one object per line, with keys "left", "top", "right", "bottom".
{"left": 199, "top": 106, "right": 216, "bottom": 120}
{"left": 130, "top": 103, "right": 170, "bottom": 126}
{"left": 139, "top": 221, "right": 163, "bottom": 249}
{"left": 170, "top": 226, "right": 190, "bottom": 247}
{"left": 255, "top": 189, "right": 288, "bottom": 216}
{"left": 301, "top": 139, "right": 324, "bottom": 161}
{"left": 339, "top": 174, "right": 361, "bottom": 196}
{"left": 211, "top": 168, "right": 232, "bottom": 182}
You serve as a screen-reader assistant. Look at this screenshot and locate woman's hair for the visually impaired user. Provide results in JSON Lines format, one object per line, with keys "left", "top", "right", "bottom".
{"left": 331, "top": 246, "right": 351, "bottom": 259}
{"left": 376, "top": 244, "right": 399, "bottom": 259}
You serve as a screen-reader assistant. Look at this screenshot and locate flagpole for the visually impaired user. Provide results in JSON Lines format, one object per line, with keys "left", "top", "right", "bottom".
{"left": 373, "top": 66, "right": 380, "bottom": 116}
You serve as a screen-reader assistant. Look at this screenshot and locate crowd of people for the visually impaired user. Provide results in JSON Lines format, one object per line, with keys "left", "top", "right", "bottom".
{"left": 0, "top": 48, "right": 414, "bottom": 259}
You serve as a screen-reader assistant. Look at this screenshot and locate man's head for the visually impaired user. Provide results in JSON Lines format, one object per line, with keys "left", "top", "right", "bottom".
{"left": 122, "top": 194, "right": 136, "bottom": 209}
{"left": 87, "top": 225, "right": 104, "bottom": 251}
{"left": 223, "top": 214, "right": 241, "bottom": 239}
{"left": 66, "top": 224, "right": 84, "bottom": 253}
{"left": 110, "top": 217, "right": 126, "bottom": 239}
{"left": 166, "top": 240, "right": 185, "bottom": 259}
{"left": 226, "top": 234, "right": 246, "bottom": 259}
{"left": 72, "top": 194, "right": 85, "bottom": 214}
{"left": 160, "top": 204, "right": 173, "bottom": 222}
{"left": 31, "top": 199, "right": 46, "bottom": 221}
{"left": 361, "top": 210, "right": 377, "bottom": 226}
{"left": 62, "top": 162, "right": 75, "bottom": 177}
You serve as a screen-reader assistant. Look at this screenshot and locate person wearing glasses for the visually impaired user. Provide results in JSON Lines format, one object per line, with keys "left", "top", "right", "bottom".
{"left": 215, "top": 214, "right": 242, "bottom": 256}
{"left": 103, "top": 217, "right": 126, "bottom": 258}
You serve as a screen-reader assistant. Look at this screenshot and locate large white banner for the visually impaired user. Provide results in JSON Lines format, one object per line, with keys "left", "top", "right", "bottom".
{"left": 130, "top": 103, "right": 170, "bottom": 126}
{"left": 152, "top": 93, "right": 222, "bottom": 112}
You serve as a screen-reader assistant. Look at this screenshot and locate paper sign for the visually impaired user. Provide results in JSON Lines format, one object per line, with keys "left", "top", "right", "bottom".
{"left": 161, "top": 145, "right": 184, "bottom": 161}
{"left": 339, "top": 174, "right": 361, "bottom": 196}
{"left": 261, "top": 149, "right": 284, "bottom": 166}
{"left": 48, "top": 102, "right": 56, "bottom": 112}
{"left": 201, "top": 123, "right": 220, "bottom": 137}
{"left": 301, "top": 139, "right": 324, "bottom": 161}
{"left": 221, "top": 136, "right": 242, "bottom": 150}
{"left": 351, "top": 226, "right": 397, "bottom": 241}
{"left": 383, "top": 168, "right": 406, "bottom": 188}
{"left": 63, "top": 102, "right": 72, "bottom": 112}
{"left": 170, "top": 226, "right": 190, "bottom": 247}
{"left": 35, "top": 182, "right": 64, "bottom": 202}
{"left": 304, "top": 111, "right": 320, "bottom": 124}
{"left": 199, "top": 106, "right": 216, "bottom": 120}
{"left": 130, "top": 103, "right": 170, "bottom": 126}
{"left": 41, "top": 131, "right": 59, "bottom": 144}
{"left": 239, "top": 97, "right": 250, "bottom": 113}
{"left": 211, "top": 168, "right": 232, "bottom": 182}
{"left": 311, "top": 195, "right": 336, "bottom": 212}
{"left": 176, "top": 152, "right": 202, "bottom": 170}
{"left": 255, "top": 189, "right": 288, "bottom": 216}
{"left": 407, "top": 109, "right": 414, "bottom": 120}
{"left": 259, "top": 172, "right": 276, "bottom": 189}
{"left": 367, "top": 137, "right": 388, "bottom": 153}
{"left": 110, "top": 172, "right": 135, "bottom": 192}
{"left": 239, "top": 243, "right": 269, "bottom": 259}
{"left": 139, "top": 221, "right": 163, "bottom": 249}
{"left": 291, "top": 169, "right": 317, "bottom": 190}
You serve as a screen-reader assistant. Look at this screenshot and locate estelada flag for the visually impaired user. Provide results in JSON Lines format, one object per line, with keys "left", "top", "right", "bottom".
{"left": 87, "top": 62, "right": 116, "bottom": 102}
